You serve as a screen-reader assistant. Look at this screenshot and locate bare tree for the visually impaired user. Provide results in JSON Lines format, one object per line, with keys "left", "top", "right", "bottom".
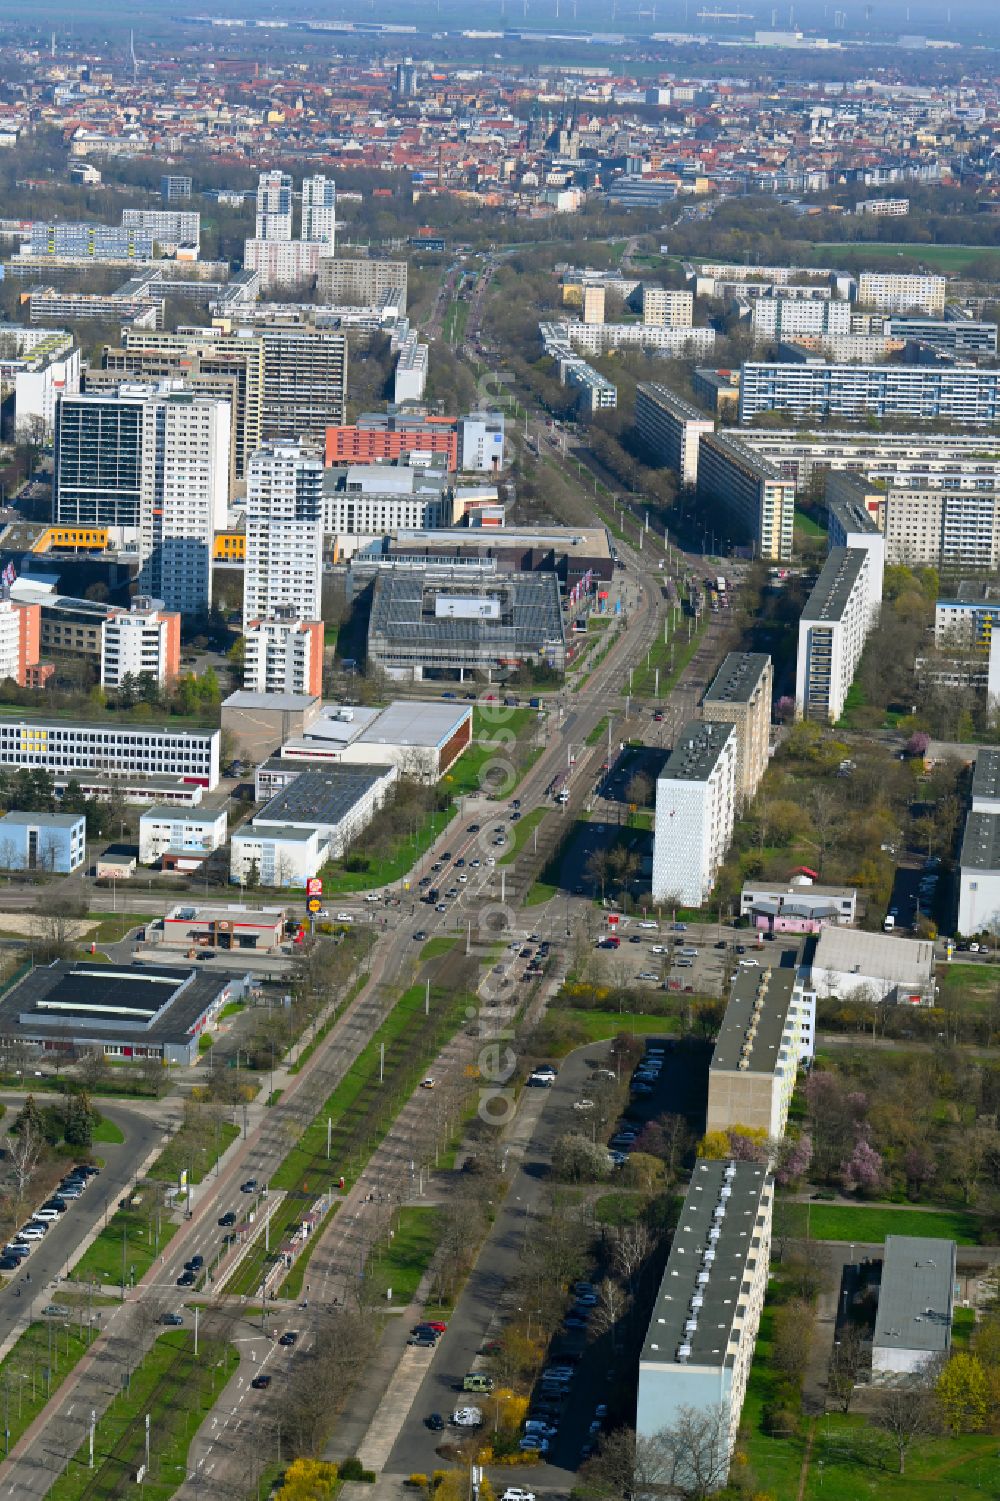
{"left": 10, "top": 1125, "right": 43, "bottom": 1214}
{"left": 636, "top": 1405, "right": 733, "bottom": 1500}
{"left": 590, "top": 1277, "right": 630, "bottom": 1344}
{"left": 612, "top": 1222, "right": 652, "bottom": 1291}
{"left": 829, "top": 1325, "right": 868, "bottom": 1414}
{"left": 870, "top": 1376, "right": 939, "bottom": 1475}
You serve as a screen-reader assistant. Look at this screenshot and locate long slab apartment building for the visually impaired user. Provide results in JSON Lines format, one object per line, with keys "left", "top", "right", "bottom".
{"left": 635, "top": 383, "right": 714, "bottom": 488}
{"left": 637, "top": 1160, "right": 773, "bottom": 1486}
{"left": 652, "top": 720, "right": 737, "bottom": 907}
{"left": 739, "top": 362, "right": 1000, "bottom": 425}
{"left": 696, "top": 432, "right": 795, "bottom": 561}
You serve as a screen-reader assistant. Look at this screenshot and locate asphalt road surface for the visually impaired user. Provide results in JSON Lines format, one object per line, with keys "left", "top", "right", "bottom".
{"left": 0, "top": 1100, "right": 165, "bottom": 1346}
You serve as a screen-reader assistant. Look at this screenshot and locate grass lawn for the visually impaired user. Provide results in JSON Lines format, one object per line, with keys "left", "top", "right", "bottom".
{"left": 321, "top": 804, "right": 454, "bottom": 894}
{"left": 0, "top": 1317, "right": 98, "bottom": 1455}
{"left": 952, "top": 1307, "right": 976, "bottom": 1351}
{"left": 594, "top": 1191, "right": 649, "bottom": 1226}
{"left": 420, "top": 935, "right": 459, "bottom": 960}
{"left": 473, "top": 706, "right": 536, "bottom": 740}
{"left": 812, "top": 240, "right": 1000, "bottom": 275}
{"left": 525, "top": 879, "right": 558, "bottom": 907}
{"left": 47, "top": 1329, "right": 238, "bottom": 1501}
{"left": 937, "top": 961, "right": 1000, "bottom": 1016}
{"left": 550, "top": 1007, "right": 681, "bottom": 1044}
{"left": 586, "top": 715, "right": 610, "bottom": 747}
{"left": 783, "top": 1201, "right": 982, "bottom": 1245}
{"left": 149, "top": 1121, "right": 240, "bottom": 1186}
{"left": 499, "top": 807, "right": 549, "bottom": 865}
{"left": 628, "top": 616, "right": 706, "bottom": 700}
{"left": 226, "top": 978, "right": 470, "bottom": 1296}
{"left": 72, "top": 1203, "right": 180, "bottom": 1289}
{"left": 91, "top": 1116, "right": 125, "bottom": 1145}
{"left": 443, "top": 296, "right": 469, "bottom": 345}
{"left": 743, "top": 1306, "right": 998, "bottom": 1500}
{"left": 366, "top": 1205, "right": 443, "bottom": 1304}
{"left": 218, "top": 1000, "right": 245, "bottom": 1021}
{"left": 88, "top": 912, "right": 151, "bottom": 942}
{"left": 794, "top": 505, "right": 827, "bottom": 538}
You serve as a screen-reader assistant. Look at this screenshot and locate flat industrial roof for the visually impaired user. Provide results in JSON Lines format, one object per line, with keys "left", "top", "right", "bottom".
{"left": 254, "top": 765, "right": 392, "bottom": 830}
{"left": 0, "top": 960, "right": 231, "bottom": 1047}
{"left": 357, "top": 700, "right": 471, "bottom": 750}
{"left": 703, "top": 652, "right": 771, "bottom": 708}
{"left": 711, "top": 968, "right": 799, "bottom": 1075}
{"left": 222, "top": 691, "right": 319, "bottom": 713}
{"left": 873, "top": 1236, "right": 955, "bottom": 1357}
{"left": 389, "top": 525, "right": 611, "bottom": 558}
{"left": 960, "top": 810, "right": 1000, "bottom": 873}
{"left": 812, "top": 926, "right": 935, "bottom": 983}
{"left": 801, "top": 547, "right": 868, "bottom": 625}
{"left": 661, "top": 720, "right": 735, "bottom": 783}
{"left": 641, "top": 1160, "right": 771, "bottom": 1371}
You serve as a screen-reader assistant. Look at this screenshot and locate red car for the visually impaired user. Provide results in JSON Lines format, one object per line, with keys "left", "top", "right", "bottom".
{"left": 426, "top": 1321, "right": 447, "bottom": 1334}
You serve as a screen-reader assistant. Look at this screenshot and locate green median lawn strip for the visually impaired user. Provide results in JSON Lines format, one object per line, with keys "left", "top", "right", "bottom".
{"left": 420, "top": 935, "right": 458, "bottom": 960}
{"left": 73, "top": 1203, "right": 180, "bottom": 1290}
{"left": 628, "top": 616, "right": 706, "bottom": 700}
{"left": 0, "top": 1316, "right": 100, "bottom": 1456}
{"left": 46, "top": 1329, "right": 239, "bottom": 1501}
{"left": 499, "top": 807, "right": 549, "bottom": 864}
{"left": 290, "top": 970, "right": 367, "bottom": 1074}
{"left": 148, "top": 1123, "right": 241, "bottom": 1187}
{"left": 91, "top": 1116, "right": 125, "bottom": 1145}
{"left": 225, "top": 980, "right": 470, "bottom": 1297}
{"left": 365, "top": 1205, "right": 442, "bottom": 1304}
{"left": 585, "top": 715, "right": 610, "bottom": 747}
{"left": 782, "top": 1201, "right": 981, "bottom": 1245}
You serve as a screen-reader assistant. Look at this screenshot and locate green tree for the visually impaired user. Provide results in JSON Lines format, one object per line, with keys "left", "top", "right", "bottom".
{"left": 64, "top": 1092, "right": 96, "bottom": 1149}
{"left": 937, "top": 1352, "right": 989, "bottom": 1434}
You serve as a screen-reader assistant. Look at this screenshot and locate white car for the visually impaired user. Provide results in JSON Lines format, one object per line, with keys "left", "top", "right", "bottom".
{"left": 636, "top": 971, "right": 659, "bottom": 981}
{"left": 639, "top": 921, "right": 657, "bottom": 929}
{"left": 573, "top": 1099, "right": 595, "bottom": 1112}
{"left": 364, "top": 893, "right": 381, "bottom": 903}
{"left": 502, "top": 1491, "right": 536, "bottom": 1501}
{"left": 738, "top": 958, "right": 759, "bottom": 968}
{"left": 452, "top": 1407, "right": 482, "bottom": 1427}
{"left": 335, "top": 912, "right": 354, "bottom": 923}
{"left": 651, "top": 945, "right": 668, "bottom": 954}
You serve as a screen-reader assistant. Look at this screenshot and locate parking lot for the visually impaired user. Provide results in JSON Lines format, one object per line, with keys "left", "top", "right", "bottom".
{"left": 590, "top": 921, "right": 796, "bottom": 997}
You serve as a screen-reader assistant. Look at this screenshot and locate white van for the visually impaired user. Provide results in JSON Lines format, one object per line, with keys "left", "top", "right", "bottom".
{"left": 18, "top": 1225, "right": 47, "bottom": 1240}
{"left": 32, "top": 1208, "right": 60, "bottom": 1221}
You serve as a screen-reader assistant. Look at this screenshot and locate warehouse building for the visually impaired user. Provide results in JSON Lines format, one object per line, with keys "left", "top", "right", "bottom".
{"left": 0, "top": 960, "right": 245, "bottom": 1065}
{"left": 808, "top": 927, "right": 935, "bottom": 1006}
{"left": 367, "top": 568, "right": 566, "bottom": 682}
{"left": 872, "top": 1236, "right": 956, "bottom": 1378}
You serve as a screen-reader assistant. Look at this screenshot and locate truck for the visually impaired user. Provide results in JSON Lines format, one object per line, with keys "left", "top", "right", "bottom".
{"left": 717, "top": 575, "right": 727, "bottom": 596}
